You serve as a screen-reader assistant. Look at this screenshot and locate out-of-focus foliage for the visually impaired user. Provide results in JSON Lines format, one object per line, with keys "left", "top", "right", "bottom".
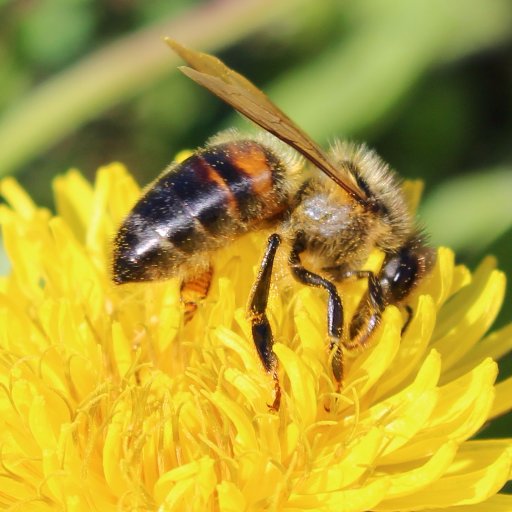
{"left": 0, "top": 0, "right": 511, "bottom": 448}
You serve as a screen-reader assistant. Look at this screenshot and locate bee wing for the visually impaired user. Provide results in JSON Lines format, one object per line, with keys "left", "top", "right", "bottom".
{"left": 166, "top": 38, "right": 367, "bottom": 205}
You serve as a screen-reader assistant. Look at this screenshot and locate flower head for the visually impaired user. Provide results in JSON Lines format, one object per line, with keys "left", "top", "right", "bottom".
{"left": 0, "top": 164, "right": 511, "bottom": 511}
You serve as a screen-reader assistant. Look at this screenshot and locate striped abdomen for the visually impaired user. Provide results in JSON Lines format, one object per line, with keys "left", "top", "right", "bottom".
{"left": 113, "top": 139, "right": 288, "bottom": 283}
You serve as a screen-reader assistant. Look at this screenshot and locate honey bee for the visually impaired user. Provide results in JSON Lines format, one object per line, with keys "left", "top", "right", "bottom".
{"left": 113, "top": 39, "right": 436, "bottom": 410}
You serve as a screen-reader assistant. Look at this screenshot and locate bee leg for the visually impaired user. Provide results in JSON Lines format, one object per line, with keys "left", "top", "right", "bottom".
{"left": 247, "top": 233, "right": 282, "bottom": 411}
{"left": 402, "top": 305, "right": 413, "bottom": 334}
{"left": 341, "top": 270, "right": 385, "bottom": 351}
{"left": 289, "top": 236, "right": 344, "bottom": 388}
{"left": 180, "top": 265, "right": 214, "bottom": 323}
{"left": 341, "top": 269, "right": 413, "bottom": 347}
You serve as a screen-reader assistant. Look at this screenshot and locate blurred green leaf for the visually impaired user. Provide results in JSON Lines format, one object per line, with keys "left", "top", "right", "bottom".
{"left": 421, "top": 168, "right": 512, "bottom": 253}
{"left": 228, "top": 0, "right": 512, "bottom": 140}
{"left": 17, "top": 0, "right": 94, "bottom": 68}
{"left": 2, "top": 0, "right": 512, "bottom": 180}
{"left": 0, "top": 0, "right": 311, "bottom": 179}
{"left": 0, "top": 49, "right": 30, "bottom": 111}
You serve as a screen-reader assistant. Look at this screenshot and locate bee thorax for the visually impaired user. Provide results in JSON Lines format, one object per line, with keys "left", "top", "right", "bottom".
{"left": 286, "top": 188, "right": 372, "bottom": 272}
{"left": 301, "top": 195, "right": 352, "bottom": 236}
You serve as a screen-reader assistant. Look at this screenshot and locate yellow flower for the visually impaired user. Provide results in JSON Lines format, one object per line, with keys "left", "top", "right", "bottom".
{"left": 0, "top": 163, "right": 511, "bottom": 511}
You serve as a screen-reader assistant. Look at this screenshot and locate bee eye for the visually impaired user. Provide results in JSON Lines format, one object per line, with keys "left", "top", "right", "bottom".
{"left": 383, "top": 252, "right": 419, "bottom": 301}
{"left": 394, "top": 258, "right": 418, "bottom": 286}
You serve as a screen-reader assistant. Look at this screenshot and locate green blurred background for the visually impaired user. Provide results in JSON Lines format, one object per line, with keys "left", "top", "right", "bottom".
{"left": 0, "top": 0, "right": 511, "bottom": 450}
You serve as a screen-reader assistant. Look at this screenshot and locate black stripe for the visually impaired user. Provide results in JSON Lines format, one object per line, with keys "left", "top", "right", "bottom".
{"left": 133, "top": 179, "right": 202, "bottom": 253}
{"left": 169, "top": 155, "right": 236, "bottom": 235}
{"left": 201, "top": 145, "right": 256, "bottom": 222}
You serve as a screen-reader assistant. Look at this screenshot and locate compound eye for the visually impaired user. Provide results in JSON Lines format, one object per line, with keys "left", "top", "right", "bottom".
{"left": 392, "top": 253, "right": 420, "bottom": 300}
{"left": 380, "top": 251, "right": 420, "bottom": 303}
{"left": 396, "top": 254, "right": 417, "bottom": 283}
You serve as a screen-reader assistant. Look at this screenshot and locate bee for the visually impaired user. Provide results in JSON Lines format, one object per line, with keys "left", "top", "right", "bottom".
{"left": 113, "top": 39, "right": 436, "bottom": 410}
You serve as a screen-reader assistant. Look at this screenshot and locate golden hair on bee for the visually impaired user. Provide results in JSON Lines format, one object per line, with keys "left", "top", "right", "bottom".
{"left": 329, "top": 140, "right": 414, "bottom": 251}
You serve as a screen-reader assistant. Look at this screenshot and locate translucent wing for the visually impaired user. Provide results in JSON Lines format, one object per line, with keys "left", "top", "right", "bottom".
{"left": 166, "top": 38, "right": 367, "bottom": 205}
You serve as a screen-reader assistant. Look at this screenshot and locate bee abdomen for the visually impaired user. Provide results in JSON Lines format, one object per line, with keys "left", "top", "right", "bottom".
{"left": 113, "top": 140, "right": 287, "bottom": 283}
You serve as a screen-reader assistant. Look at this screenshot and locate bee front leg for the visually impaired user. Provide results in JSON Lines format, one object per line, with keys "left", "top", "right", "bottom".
{"left": 334, "top": 268, "right": 412, "bottom": 349}
{"left": 247, "top": 233, "right": 282, "bottom": 411}
{"left": 402, "top": 305, "right": 414, "bottom": 334}
{"left": 340, "top": 270, "right": 385, "bottom": 351}
{"left": 289, "top": 236, "right": 344, "bottom": 387}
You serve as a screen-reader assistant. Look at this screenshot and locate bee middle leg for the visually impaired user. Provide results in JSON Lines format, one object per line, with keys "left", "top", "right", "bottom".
{"left": 289, "top": 236, "right": 344, "bottom": 387}
{"left": 247, "top": 233, "right": 282, "bottom": 410}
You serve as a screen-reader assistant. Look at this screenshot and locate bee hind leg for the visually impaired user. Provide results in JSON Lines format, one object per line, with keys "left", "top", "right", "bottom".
{"left": 180, "top": 264, "right": 214, "bottom": 323}
{"left": 289, "top": 235, "right": 344, "bottom": 389}
{"left": 247, "top": 233, "right": 282, "bottom": 411}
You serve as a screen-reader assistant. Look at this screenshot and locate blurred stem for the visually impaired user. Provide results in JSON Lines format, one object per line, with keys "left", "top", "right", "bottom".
{"left": 0, "top": 0, "right": 308, "bottom": 178}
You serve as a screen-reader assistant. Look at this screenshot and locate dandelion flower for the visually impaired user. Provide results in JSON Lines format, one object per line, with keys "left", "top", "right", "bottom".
{"left": 0, "top": 164, "right": 511, "bottom": 511}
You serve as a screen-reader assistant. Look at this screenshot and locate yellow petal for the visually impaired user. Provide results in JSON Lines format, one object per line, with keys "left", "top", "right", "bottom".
{"left": 374, "top": 294, "right": 436, "bottom": 400}
{"left": 434, "top": 259, "right": 505, "bottom": 376}
{"left": 343, "top": 306, "right": 401, "bottom": 399}
{"left": 428, "top": 358, "right": 497, "bottom": 436}
{"left": 425, "top": 247, "right": 456, "bottom": 308}
{"left": 154, "top": 457, "right": 216, "bottom": 509}
{"left": 1, "top": 165, "right": 511, "bottom": 510}
{"left": 491, "top": 375, "right": 512, "bottom": 419}
{"left": 296, "top": 427, "right": 385, "bottom": 492}
{"left": 362, "top": 350, "right": 440, "bottom": 461}
{"left": 29, "top": 396, "right": 59, "bottom": 452}
{"left": 274, "top": 342, "right": 317, "bottom": 427}
{"left": 421, "top": 494, "right": 512, "bottom": 512}
{"left": 375, "top": 441, "right": 512, "bottom": 510}
{"left": 111, "top": 321, "right": 134, "bottom": 378}
{"left": 379, "top": 441, "right": 458, "bottom": 499}
{"left": 217, "top": 480, "right": 247, "bottom": 512}
{"left": 445, "top": 322, "right": 512, "bottom": 383}
{"left": 287, "top": 478, "right": 388, "bottom": 512}
{"left": 0, "top": 177, "right": 37, "bottom": 219}
{"left": 206, "top": 390, "right": 258, "bottom": 453}
{"left": 53, "top": 169, "right": 94, "bottom": 243}
{"left": 402, "top": 179, "right": 424, "bottom": 215}
{"left": 103, "top": 410, "right": 129, "bottom": 497}
{"left": 388, "top": 358, "right": 497, "bottom": 463}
